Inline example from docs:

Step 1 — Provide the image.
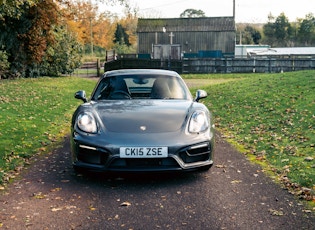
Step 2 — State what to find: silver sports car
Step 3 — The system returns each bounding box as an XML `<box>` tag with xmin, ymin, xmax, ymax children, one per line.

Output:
<box><xmin>71</xmin><ymin>69</ymin><xmax>215</xmax><ymax>173</ymax></box>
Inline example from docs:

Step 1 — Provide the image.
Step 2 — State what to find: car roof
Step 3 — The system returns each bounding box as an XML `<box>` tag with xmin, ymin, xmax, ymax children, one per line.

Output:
<box><xmin>103</xmin><ymin>69</ymin><xmax>181</xmax><ymax>78</ymax></box>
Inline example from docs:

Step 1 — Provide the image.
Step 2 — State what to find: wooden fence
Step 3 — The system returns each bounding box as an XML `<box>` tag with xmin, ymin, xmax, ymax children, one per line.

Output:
<box><xmin>104</xmin><ymin>59</ymin><xmax>182</xmax><ymax>73</ymax></box>
<box><xmin>182</xmin><ymin>58</ymin><xmax>315</xmax><ymax>73</ymax></box>
<box><xmin>76</xmin><ymin>60</ymin><xmax>103</xmax><ymax>78</ymax></box>
<box><xmin>104</xmin><ymin>57</ymin><xmax>315</xmax><ymax>74</ymax></box>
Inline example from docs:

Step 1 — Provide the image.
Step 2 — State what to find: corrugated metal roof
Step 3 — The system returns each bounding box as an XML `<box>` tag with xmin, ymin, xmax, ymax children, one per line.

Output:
<box><xmin>137</xmin><ymin>17</ymin><xmax>235</xmax><ymax>33</ymax></box>
<box><xmin>248</xmin><ymin>47</ymin><xmax>315</xmax><ymax>56</ymax></box>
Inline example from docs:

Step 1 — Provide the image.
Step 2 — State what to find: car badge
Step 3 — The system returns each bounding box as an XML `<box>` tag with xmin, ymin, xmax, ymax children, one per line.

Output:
<box><xmin>140</xmin><ymin>126</ymin><xmax>146</xmax><ymax>131</ymax></box>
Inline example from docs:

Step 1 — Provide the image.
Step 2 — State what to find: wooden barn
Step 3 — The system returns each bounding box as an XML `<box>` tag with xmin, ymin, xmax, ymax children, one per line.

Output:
<box><xmin>136</xmin><ymin>17</ymin><xmax>236</xmax><ymax>59</ymax></box>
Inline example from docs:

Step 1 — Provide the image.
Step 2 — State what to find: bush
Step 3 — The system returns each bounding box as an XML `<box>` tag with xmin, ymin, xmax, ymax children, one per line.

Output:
<box><xmin>0</xmin><ymin>50</ymin><xmax>10</xmax><ymax>79</ymax></box>
<box><xmin>39</xmin><ymin>26</ymin><xmax>83</xmax><ymax>76</ymax></box>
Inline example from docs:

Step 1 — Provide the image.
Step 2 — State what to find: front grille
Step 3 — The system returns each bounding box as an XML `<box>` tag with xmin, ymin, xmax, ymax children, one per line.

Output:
<box><xmin>77</xmin><ymin>146</ymin><xmax>109</xmax><ymax>165</ymax></box>
<box><xmin>179</xmin><ymin>143</ymin><xmax>211</xmax><ymax>163</ymax></box>
<box><xmin>110</xmin><ymin>158</ymin><xmax>178</xmax><ymax>168</ymax></box>
<box><xmin>127</xmin><ymin>159</ymin><xmax>161</xmax><ymax>167</ymax></box>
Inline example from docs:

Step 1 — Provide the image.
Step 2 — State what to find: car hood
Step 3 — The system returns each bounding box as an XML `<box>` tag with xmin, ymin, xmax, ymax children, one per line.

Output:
<box><xmin>92</xmin><ymin>100</ymin><xmax>193</xmax><ymax>133</ymax></box>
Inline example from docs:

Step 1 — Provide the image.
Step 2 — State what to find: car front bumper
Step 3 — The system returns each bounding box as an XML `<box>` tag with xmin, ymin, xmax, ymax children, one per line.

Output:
<box><xmin>71</xmin><ymin>130</ymin><xmax>214</xmax><ymax>172</ymax></box>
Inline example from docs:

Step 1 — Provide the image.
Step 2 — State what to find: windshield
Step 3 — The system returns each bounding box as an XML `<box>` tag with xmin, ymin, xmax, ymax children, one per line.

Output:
<box><xmin>92</xmin><ymin>74</ymin><xmax>192</xmax><ymax>100</ymax></box>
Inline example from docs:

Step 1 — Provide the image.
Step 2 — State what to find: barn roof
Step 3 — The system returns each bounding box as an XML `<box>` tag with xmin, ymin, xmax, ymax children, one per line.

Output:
<box><xmin>137</xmin><ymin>17</ymin><xmax>235</xmax><ymax>33</ymax></box>
<box><xmin>247</xmin><ymin>47</ymin><xmax>315</xmax><ymax>57</ymax></box>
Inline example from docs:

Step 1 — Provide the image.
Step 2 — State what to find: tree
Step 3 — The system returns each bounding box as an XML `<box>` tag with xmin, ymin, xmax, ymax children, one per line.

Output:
<box><xmin>64</xmin><ymin>0</ymin><xmax>134</xmax><ymax>51</ymax></box>
<box><xmin>298</xmin><ymin>13</ymin><xmax>315</xmax><ymax>46</ymax></box>
<box><xmin>0</xmin><ymin>0</ymin><xmax>59</xmax><ymax>77</ymax></box>
<box><xmin>245</xmin><ymin>26</ymin><xmax>262</xmax><ymax>44</ymax></box>
<box><xmin>0</xmin><ymin>0</ymin><xmax>133</xmax><ymax>77</ymax></box>
<box><xmin>239</xmin><ymin>25</ymin><xmax>262</xmax><ymax>44</ymax></box>
<box><xmin>0</xmin><ymin>0</ymin><xmax>38</xmax><ymax>20</ymax></box>
<box><xmin>274</xmin><ymin>13</ymin><xmax>293</xmax><ymax>46</ymax></box>
<box><xmin>20</xmin><ymin>0</ymin><xmax>59</xmax><ymax>64</ymax></box>
<box><xmin>40</xmin><ymin>25</ymin><xmax>82</xmax><ymax>76</ymax></box>
<box><xmin>92</xmin><ymin>13</ymin><xmax>116</xmax><ymax>50</ymax></box>
<box><xmin>262</xmin><ymin>14</ymin><xmax>276</xmax><ymax>46</ymax></box>
<box><xmin>65</xmin><ymin>0</ymin><xmax>98</xmax><ymax>52</ymax></box>
<box><xmin>114</xmin><ymin>23</ymin><xmax>131</xmax><ymax>46</ymax></box>
<box><xmin>236</xmin><ymin>24</ymin><xmax>262</xmax><ymax>45</ymax></box>
<box><xmin>180</xmin><ymin>9</ymin><xmax>205</xmax><ymax>18</ymax></box>
<box><xmin>263</xmin><ymin>13</ymin><xmax>293</xmax><ymax>46</ymax></box>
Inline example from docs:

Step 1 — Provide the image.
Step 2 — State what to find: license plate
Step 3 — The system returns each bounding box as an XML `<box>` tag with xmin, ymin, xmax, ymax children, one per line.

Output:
<box><xmin>120</xmin><ymin>147</ymin><xmax>168</xmax><ymax>158</ymax></box>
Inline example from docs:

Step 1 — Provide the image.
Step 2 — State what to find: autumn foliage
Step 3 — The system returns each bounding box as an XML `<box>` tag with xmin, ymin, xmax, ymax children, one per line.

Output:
<box><xmin>18</xmin><ymin>0</ymin><xmax>59</xmax><ymax>64</ymax></box>
<box><xmin>0</xmin><ymin>0</ymin><xmax>137</xmax><ymax>78</ymax></box>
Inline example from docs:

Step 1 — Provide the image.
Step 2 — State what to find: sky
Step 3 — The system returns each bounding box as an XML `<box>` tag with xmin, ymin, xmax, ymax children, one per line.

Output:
<box><xmin>104</xmin><ymin>0</ymin><xmax>315</xmax><ymax>23</ymax></box>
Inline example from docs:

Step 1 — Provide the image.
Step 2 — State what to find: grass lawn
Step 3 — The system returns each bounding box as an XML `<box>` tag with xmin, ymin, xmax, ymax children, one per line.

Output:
<box><xmin>0</xmin><ymin>71</ymin><xmax>314</xmax><ymax>207</ymax></box>
<box><xmin>187</xmin><ymin>71</ymin><xmax>315</xmax><ymax>204</ymax></box>
<box><xmin>0</xmin><ymin>77</ymin><xmax>95</xmax><ymax>184</ymax></box>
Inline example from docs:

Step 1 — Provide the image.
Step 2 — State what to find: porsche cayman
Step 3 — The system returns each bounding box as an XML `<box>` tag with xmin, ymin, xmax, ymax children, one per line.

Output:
<box><xmin>71</xmin><ymin>69</ymin><xmax>215</xmax><ymax>173</ymax></box>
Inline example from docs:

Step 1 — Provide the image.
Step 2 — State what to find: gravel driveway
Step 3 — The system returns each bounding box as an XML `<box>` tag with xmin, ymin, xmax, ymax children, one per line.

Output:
<box><xmin>1</xmin><ymin>132</ymin><xmax>314</xmax><ymax>229</ymax></box>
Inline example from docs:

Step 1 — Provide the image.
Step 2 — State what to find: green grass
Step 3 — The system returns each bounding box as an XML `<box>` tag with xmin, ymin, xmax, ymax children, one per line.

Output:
<box><xmin>0</xmin><ymin>77</ymin><xmax>95</xmax><ymax>184</ymax></box>
<box><xmin>188</xmin><ymin>71</ymin><xmax>315</xmax><ymax>203</ymax></box>
<box><xmin>0</xmin><ymin>72</ymin><xmax>314</xmax><ymax>206</ymax></box>
<box><xmin>72</xmin><ymin>68</ymin><xmax>103</xmax><ymax>75</ymax></box>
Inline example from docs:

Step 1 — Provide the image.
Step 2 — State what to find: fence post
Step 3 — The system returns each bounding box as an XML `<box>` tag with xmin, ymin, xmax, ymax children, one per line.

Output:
<box><xmin>97</xmin><ymin>59</ymin><xmax>100</xmax><ymax>77</ymax></box>
<box><xmin>292</xmin><ymin>57</ymin><xmax>295</xmax><ymax>71</ymax></box>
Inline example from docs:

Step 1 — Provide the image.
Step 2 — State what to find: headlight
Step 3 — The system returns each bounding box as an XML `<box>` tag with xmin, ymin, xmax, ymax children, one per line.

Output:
<box><xmin>77</xmin><ymin>112</ymin><xmax>97</xmax><ymax>133</ymax></box>
<box><xmin>188</xmin><ymin>110</ymin><xmax>209</xmax><ymax>133</ymax></box>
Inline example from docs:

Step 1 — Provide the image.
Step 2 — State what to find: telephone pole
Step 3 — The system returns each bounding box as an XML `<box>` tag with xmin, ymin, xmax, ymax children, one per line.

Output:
<box><xmin>89</xmin><ymin>17</ymin><xmax>93</xmax><ymax>56</ymax></box>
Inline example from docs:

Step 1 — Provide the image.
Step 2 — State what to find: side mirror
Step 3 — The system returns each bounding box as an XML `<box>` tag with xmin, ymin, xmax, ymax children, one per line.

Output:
<box><xmin>195</xmin><ymin>89</ymin><xmax>207</xmax><ymax>102</ymax></box>
<box><xmin>75</xmin><ymin>90</ymin><xmax>87</xmax><ymax>103</ymax></box>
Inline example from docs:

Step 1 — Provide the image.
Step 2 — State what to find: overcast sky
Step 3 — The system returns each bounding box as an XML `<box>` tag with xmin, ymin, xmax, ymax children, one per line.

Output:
<box><xmin>105</xmin><ymin>0</ymin><xmax>314</xmax><ymax>23</ymax></box>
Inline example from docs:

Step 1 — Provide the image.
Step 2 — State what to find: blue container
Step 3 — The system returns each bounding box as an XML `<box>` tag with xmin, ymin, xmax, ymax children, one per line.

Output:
<box><xmin>198</xmin><ymin>50</ymin><xmax>222</xmax><ymax>58</ymax></box>
<box><xmin>183</xmin><ymin>53</ymin><xmax>199</xmax><ymax>58</ymax></box>
<box><xmin>138</xmin><ymin>53</ymin><xmax>151</xmax><ymax>59</ymax></box>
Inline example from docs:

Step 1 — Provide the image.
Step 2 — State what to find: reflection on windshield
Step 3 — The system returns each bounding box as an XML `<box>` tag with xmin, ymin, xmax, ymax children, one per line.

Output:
<box><xmin>92</xmin><ymin>74</ymin><xmax>191</xmax><ymax>100</ymax></box>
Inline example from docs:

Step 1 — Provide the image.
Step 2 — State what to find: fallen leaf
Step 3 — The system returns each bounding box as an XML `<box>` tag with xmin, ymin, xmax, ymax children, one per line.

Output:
<box><xmin>51</xmin><ymin>187</ymin><xmax>62</xmax><ymax>192</ymax></box>
<box><xmin>268</xmin><ymin>209</ymin><xmax>284</xmax><ymax>216</ymax></box>
<box><xmin>32</xmin><ymin>192</ymin><xmax>46</xmax><ymax>199</ymax></box>
<box><xmin>120</xmin><ymin>201</ymin><xmax>131</xmax><ymax>207</ymax></box>
<box><xmin>51</xmin><ymin>207</ymin><xmax>63</xmax><ymax>212</ymax></box>
<box><xmin>302</xmin><ymin>209</ymin><xmax>312</xmax><ymax>213</ymax></box>
<box><xmin>304</xmin><ymin>157</ymin><xmax>313</xmax><ymax>162</ymax></box>
<box><xmin>256</xmin><ymin>156</ymin><xmax>265</xmax><ymax>161</ymax></box>
<box><xmin>215</xmin><ymin>164</ymin><xmax>226</xmax><ymax>168</ymax></box>
<box><xmin>231</xmin><ymin>180</ymin><xmax>242</xmax><ymax>184</ymax></box>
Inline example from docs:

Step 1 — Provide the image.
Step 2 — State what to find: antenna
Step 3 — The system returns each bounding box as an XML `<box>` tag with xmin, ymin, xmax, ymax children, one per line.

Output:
<box><xmin>233</xmin><ymin>0</ymin><xmax>235</xmax><ymax>19</ymax></box>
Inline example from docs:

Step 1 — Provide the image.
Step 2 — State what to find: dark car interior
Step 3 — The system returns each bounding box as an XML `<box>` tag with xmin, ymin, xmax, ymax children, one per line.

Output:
<box><xmin>94</xmin><ymin>75</ymin><xmax>189</xmax><ymax>100</ymax></box>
